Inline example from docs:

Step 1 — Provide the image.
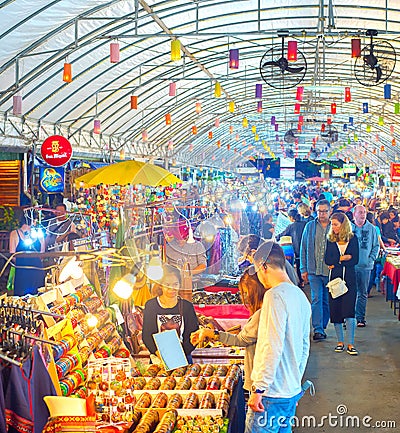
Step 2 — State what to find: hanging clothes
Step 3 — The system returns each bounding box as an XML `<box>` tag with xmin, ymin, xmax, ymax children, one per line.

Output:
<box><xmin>4</xmin><ymin>345</ymin><xmax>57</xmax><ymax>433</ymax></box>
<box><xmin>219</xmin><ymin>227</ymin><xmax>239</xmax><ymax>276</ymax></box>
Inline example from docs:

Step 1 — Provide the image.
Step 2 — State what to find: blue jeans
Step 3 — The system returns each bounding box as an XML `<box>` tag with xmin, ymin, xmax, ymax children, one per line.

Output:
<box><xmin>355</xmin><ymin>269</ymin><xmax>371</xmax><ymax>322</ymax></box>
<box><xmin>244</xmin><ymin>392</ymin><xmax>303</xmax><ymax>433</ymax></box>
<box><xmin>308</xmin><ymin>274</ymin><xmax>330</xmax><ymax>334</ymax></box>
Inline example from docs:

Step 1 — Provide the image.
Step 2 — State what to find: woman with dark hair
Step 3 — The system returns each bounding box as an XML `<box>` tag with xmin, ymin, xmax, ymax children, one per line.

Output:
<box><xmin>9</xmin><ymin>210</ymin><xmax>45</xmax><ymax>296</ymax></box>
<box><xmin>191</xmin><ymin>268</ymin><xmax>265</xmax><ymax>392</ymax></box>
<box><xmin>325</xmin><ymin>212</ymin><xmax>359</xmax><ymax>355</ymax></box>
<box><xmin>142</xmin><ymin>265</ymin><xmax>199</xmax><ymax>363</ymax></box>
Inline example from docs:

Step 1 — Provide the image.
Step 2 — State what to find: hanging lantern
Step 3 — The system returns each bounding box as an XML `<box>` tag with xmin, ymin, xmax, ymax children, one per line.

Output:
<box><xmin>214</xmin><ymin>82</ymin><xmax>222</xmax><ymax>97</ymax></box>
<box><xmin>242</xmin><ymin>117</ymin><xmax>248</xmax><ymax>128</ymax></box>
<box><xmin>390</xmin><ymin>125</ymin><xmax>395</xmax><ymax>134</ymax></box>
<box><xmin>251</xmin><ymin>125</ymin><xmax>257</xmax><ymax>134</ymax></box>
<box><xmin>384</xmin><ymin>84</ymin><xmax>391</xmax><ymax>99</ymax></box>
<box><xmin>379</xmin><ymin>116</ymin><xmax>384</xmax><ymax>126</ymax></box>
<box><xmin>380</xmin><ymin>145</ymin><xmax>385</xmax><ymax>152</ymax></box>
<box><xmin>275</xmin><ymin>134</ymin><xmax>279</xmax><ymax>141</ymax></box>
<box><xmin>331</xmin><ymin>103</ymin><xmax>337</xmax><ymax>115</ymax></box>
<box><xmin>189</xmin><ymin>144</ymin><xmax>194</xmax><ymax>151</ymax></box>
<box><xmin>257</xmin><ymin>101</ymin><xmax>262</xmax><ymax>113</ymax></box>
<box><xmin>93</xmin><ymin>119</ymin><xmax>101</xmax><ymax>134</ymax></box>
<box><xmin>130</xmin><ymin>95</ymin><xmax>138</xmax><ymax>109</ymax></box>
<box><xmin>242</xmin><ymin>139</ymin><xmax>246</xmax><ymax>146</ymax></box>
<box><xmin>254</xmin><ymin>134</ymin><xmax>259</xmax><ymax>141</ymax></box>
<box><xmin>165</xmin><ymin>113</ymin><xmax>172</xmax><ymax>125</ymax></box>
<box><xmin>349</xmin><ymin>116</ymin><xmax>354</xmax><ymax>126</ymax></box>
<box><xmin>372</xmin><ymin>148</ymin><xmax>377</xmax><ymax>155</ymax></box>
<box><xmin>375</xmin><ymin>134</ymin><xmax>380</xmax><ymax>142</ymax></box>
<box><xmin>298</xmin><ymin>115</ymin><xmax>304</xmax><ymax>125</ymax></box>
<box><xmin>392</xmin><ymin>138</ymin><xmax>396</xmax><ymax>146</ymax></box>
<box><xmin>229</xmin><ymin>125</ymin><xmax>234</xmax><ymax>134</ymax></box>
<box><xmin>344</xmin><ymin>87</ymin><xmax>351</xmax><ymax>102</ymax></box>
<box><xmin>167</xmin><ymin>140</ymin><xmax>174</xmax><ymax>150</ymax></box>
<box><xmin>110</xmin><ymin>42</ymin><xmax>120</xmax><ymax>63</ymax></box>
<box><xmin>274</xmin><ymin>123</ymin><xmax>279</xmax><ymax>132</ymax></box>
<box><xmin>228</xmin><ymin>101</ymin><xmax>235</xmax><ymax>113</ymax></box>
<box><xmin>363</xmin><ymin>102</ymin><xmax>368</xmax><ymax>113</ymax></box>
<box><xmin>321</xmin><ymin>123</ymin><xmax>326</xmax><ymax>132</ymax></box>
<box><xmin>227</xmin><ymin>144</ymin><xmax>231</xmax><ymax>150</ymax></box>
<box><xmin>296</xmin><ymin>86</ymin><xmax>304</xmax><ymax>101</ymax></box>
<box><xmin>271</xmin><ymin>116</ymin><xmax>276</xmax><ymax>125</ymax></box>
<box><xmin>343</xmin><ymin>124</ymin><xmax>348</xmax><ymax>131</ymax></box>
<box><xmin>169</xmin><ymin>82</ymin><xmax>176</xmax><ymax>97</ymax></box>
<box><xmin>63</xmin><ymin>62</ymin><xmax>72</xmax><ymax>83</ymax></box>
<box><xmin>208</xmin><ymin>131</ymin><xmax>213</xmax><ymax>139</ymax></box>
<box><xmin>366</xmin><ymin>124</ymin><xmax>371</xmax><ymax>133</ymax></box>
<box><xmin>294</xmin><ymin>103</ymin><xmax>301</xmax><ymax>114</ymax></box>
<box><xmin>192</xmin><ymin>125</ymin><xmax>198</xmax><ymax>135</ymax></box>
<box><xmin>171</xmin><ymin>39</ymin><xmax>181</xmax><ymax>61</ymax></box>
<box><xmin>229</xmin><ymin>49</ymin><xmax>239</xmax><ymax>69</ymax></box>
<box><xmin>119</xmin><ymin>148</ymin><xmax>125</xmax><ymax>160</ymax></box>
<box><xmin>215</xmin><ymin>117</ymin><xmax>220</xmax><ymax>127</ymax></box>
<box><xmin>395</xmin><ymin>103</ymin><xmax>400</xmax><ymax>114</ymax></box>
<box><xmin>351</xmin><ymin>38</ymin><xmax>361</xmax><ymax>58</ymax></box>
<box><xmin>142</xmin><ymin>130</ymin><xmax>148</xmax><ymax>141</ymax></box>
<box><xmin>255</xmin><ymin>84</ymin><xmax>263</xmax><ymax>99</ymax></box>
<box><xmin>12</xmin><ymin>94</ymin><xmax>22</xmax><ymax>115</ymax></box>
<box><xmin>297</xmin><ymin>123</ymin><xmax>302</xmax><ymax>132</ymax></box>
<box><xmin>287</xmin><ymin>41</ymin><xmax>297</xmax><ymax>62</ymax></box>
<box><xmin>216</xmin><ymin>140</ymin><xmax>221</xmax><ymax>148</ymax></box>
<box><xmin>354</xmin><ymin>133</ymin><xmax>358</xmax><ymax>142</ymax></box>
<box><xmin>195</xmin><ymin>101</ymin><xmax>202</xmax><ymax>114</ymax></box>
<box><xmin>327</xmin><ymin>117</ymin><xmax>332</xmax><ymax>125</ymax></box>
<box><xmin>235</xmin><ymin>133</ymin><xmax>239</xmax><ymax>141</ymax></box>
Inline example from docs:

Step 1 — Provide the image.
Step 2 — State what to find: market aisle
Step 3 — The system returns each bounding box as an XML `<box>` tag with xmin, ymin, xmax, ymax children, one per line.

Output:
<box><xmin>296</xmin><ymin>291</ymin><xmax>400</xmax><ymax>433</ymax></box>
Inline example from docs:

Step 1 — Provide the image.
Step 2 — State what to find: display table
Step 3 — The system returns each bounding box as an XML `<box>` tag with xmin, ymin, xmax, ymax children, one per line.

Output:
<box><xmin>194</xmin><ymin>304</ymin><xmax>250</xmax><ymax>330</ymax></box>
<box><xmin>381</xmin><ymin>258</ymin><xmax>400</xmax><ymax>320</ymax></box>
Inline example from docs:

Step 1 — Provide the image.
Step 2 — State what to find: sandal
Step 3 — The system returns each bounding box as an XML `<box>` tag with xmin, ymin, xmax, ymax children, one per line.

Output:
<box><xmin>347</xmin><ymin>346</ymin><xmax>359</xmax><ymax>356</ymax></box>
<box><xmin>334</xmin><ymin>343</ymin><xmax>345</xmax><ymax>352</ymax></box>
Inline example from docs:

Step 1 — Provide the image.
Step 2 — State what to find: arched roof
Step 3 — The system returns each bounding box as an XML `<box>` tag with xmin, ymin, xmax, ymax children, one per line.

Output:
<box><xmin>1</xmin><ymin>0</ymin><xmax>400</xmax><ymax>171</ymax></box>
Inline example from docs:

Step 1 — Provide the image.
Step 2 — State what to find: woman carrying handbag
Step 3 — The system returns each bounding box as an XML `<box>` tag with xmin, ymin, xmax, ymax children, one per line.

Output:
<box><xmin>325</xmin><ymin>212</ymin><xmax>359</xmax><ymax>355</ymax></box>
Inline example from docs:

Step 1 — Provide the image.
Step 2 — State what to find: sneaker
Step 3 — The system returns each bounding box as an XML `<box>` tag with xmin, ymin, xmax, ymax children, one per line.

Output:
<box><xmin>313</xmin><ymin>332</ymin><xmax>327</xmax><ymax>341</ymax></box>
<box><xmin>347</xmin><ymin>346</ymin><xmax>359</xmax><ymax>355</ymax></box>
<box><xmin>334</xmin><ymin>343</ymin><xmax>345</xmax><ymax>352</ymax></box>
<box><xmin>357</xmin><ymin>321</ymin><xmax>366</xmax><ymax>327</ymax></box>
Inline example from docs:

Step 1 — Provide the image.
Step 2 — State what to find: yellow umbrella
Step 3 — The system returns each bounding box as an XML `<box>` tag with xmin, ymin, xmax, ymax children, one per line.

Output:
<box><xmin>74</xmin><ymin>160</ymin><xmax>182</xmax><ymax>187</ymax></box>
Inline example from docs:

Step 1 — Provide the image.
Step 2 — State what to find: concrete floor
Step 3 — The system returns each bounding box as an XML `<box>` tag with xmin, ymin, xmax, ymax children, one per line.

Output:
<box><xmin>296</xmin><ymin>289</ymin><xmax>400</xmax><ymax>433</ymax></box>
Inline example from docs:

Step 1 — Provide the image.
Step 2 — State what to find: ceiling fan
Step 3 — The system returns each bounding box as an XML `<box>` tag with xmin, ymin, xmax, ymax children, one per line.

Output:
<box><xmin>354</xmin><ymin>29</ymin><xmax>396</xmax><ymax>86</ymax></box>
<box><xmin>259</xmin><ymin>32</ymin><xmax>307</xmax><ymax>89</ymax></box>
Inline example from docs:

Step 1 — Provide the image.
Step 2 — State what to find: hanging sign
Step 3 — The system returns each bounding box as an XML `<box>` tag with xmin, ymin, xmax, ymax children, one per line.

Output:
<box><xmin>332</xmin><ymin>168</ymin><xmax>344</xmax><ymax>177</ymax></box>
<box><xmin>41</xmin><ymin>135</ymin><xmax>72</xmax><ymax>167</ymax></box>
<box><xmin>39</xmin><ymin>166</ymin><xmax>64</xmax><ymax>193</ymax></box>
<box><xmin>343</xmin><ymin>163</ymin><xmax>356</xmax><ymax>174</ymax></box>
<box><xmin>390</xmin><ymin>163</ymin><xmax>400</xmax><ymax>182</ymax></box>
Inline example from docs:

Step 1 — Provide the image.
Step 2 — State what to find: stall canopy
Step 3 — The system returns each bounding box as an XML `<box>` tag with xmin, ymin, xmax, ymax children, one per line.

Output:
<box><xmin>1</xmin><ymin>1</ymin><xmax>400</xmax><ymax>172</ymax></box>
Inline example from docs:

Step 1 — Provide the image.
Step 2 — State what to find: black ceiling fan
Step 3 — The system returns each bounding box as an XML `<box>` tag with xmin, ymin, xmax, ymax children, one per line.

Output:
<box><xmin>259</xmin><ymin>32</ymin><xmax>307</xmax><ymax>89</ymax></box>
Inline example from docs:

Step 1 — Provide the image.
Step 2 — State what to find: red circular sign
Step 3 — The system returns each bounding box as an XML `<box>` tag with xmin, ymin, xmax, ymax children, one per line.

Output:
<box><xmin>41</xmin><ymin>135</ymin><xmax>73</xmax><ymax>167</ymax></box>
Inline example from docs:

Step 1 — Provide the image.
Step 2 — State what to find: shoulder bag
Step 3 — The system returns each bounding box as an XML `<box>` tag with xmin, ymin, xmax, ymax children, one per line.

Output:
<box><xmin>326</xmin><ymin>266</ymin><xmax>348</xmax><ymax>299</ymax></box>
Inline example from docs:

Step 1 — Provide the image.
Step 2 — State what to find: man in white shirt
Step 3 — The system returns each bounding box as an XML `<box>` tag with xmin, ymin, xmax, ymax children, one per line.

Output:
<box><xmin>247</xmin><ymin>241</ymin><xmax>311</xmax><ymax>433</ymax></box>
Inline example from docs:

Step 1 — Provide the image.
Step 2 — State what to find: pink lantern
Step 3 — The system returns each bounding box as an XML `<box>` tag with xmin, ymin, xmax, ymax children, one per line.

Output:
<box><xmin>110</xmin><ymin>42</ymin><xmax>120</xmax><ymax>63</ymax></box>
<box><xmin>169</xmin><ymin>82</ymin><xmax>176</xmax><ymax>97</ymax></box>
<box><xmin>13</xmin><ymin>95</ymin><xmax>22</xmax><ymax>115</ymax></box>
<box><xmin>93</xmin><ymin>119</ymin><xmax>101</xmax><ymax>134</ymax></box>
<box><xmin>215</xmin><ymin>117</ymin><xmax>220</xmax><ymax>127</ymax></box>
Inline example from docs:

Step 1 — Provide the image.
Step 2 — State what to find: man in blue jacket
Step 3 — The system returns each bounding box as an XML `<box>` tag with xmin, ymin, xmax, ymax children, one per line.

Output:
<box><xmin>300</xmin><ymin>199</ymin><xmax>331</xmax><ymax>341</ymax></box>
<box><xmin>352</xmin><ymin>205</ymin><xmax>380</xmax><ymax>327</ymax></box>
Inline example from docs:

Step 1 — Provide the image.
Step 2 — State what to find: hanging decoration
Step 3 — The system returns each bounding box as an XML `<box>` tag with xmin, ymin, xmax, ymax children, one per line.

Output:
<box><xmin>384</xmin><ymin>84</ymin><xmax>391</xmax><ymax>99</ymax></box>
<box><xmin>12</xmin><ymin>94</ymin><xmax>22</xmax><ymax>115</ymax></box>
<box><xmin>169</xmin><ymin>82</ymin><xmax>176</xmax><ymax>97</ymax></box>
<box><xmin>93</xmin><ymin>119</ymin><xmax>101</xmax><ymax>134</ymax></box>
<box><xmin>228</xmin><ymin>101</ymin><xmax>235</xmax><ymax>113</ymax></box>
<box><xmin>257</xmin><ymin>101</ymin><xmax>262</xmax><ymax>113</ymax></box>
<box><xmin>63</xmin><ymin>63</ymin><xmax>72</xmax><ymax>83</ymax></box>
<box><xmin>363</xmin><ymin>102</ymin><xmax>368</xmax><ymax>113</ymax></box>
<box><xmin>142</xmin><ymin>130</ymin><xmax>148</xmax><ymax>141</ymax></box>
<box><xmin>167</xmin><ymin>140</ymin><xmax>174</xmax><ymax>150</ymax></box>
<box><xmin>242</xmin><ymin>117</ymin><xmax>248</xmax><ymax>128</ymax></box>
<box><xmin>110</xmin><ymin>42</ymin><xmax>120</xmax><ymax>63</ymax></box>
<box><xmin>165</xmin><ymin>113</ymin><xmax>172</xmax><ymax>125</ymax></box>
<box><xmin>229</xmin><ymin>49</ymin><xmax>239</xmax><ymax>69</ymax></box>
<box><xmin>294</xmin><ymin>103</ymin><xmax>301</xmax><ymax>114</ymax></box>
<box><xmin>351</xmin><ymin>39</ymin><xmax>362</xmax><ymax>58</ymax></box>
<box><xmin>208</xmin><ymin>131</ymin><xmax>213</xmax><ymax>139</ymax></box>
<box><xmin>130</xmin><ymin>95</ymin><xmax>138</xmax><ymax>109</ymax></box>
<box><xmin>214</xmin><ymin>82</ymin><xmax>222</xmax><ymax>97</ymax></box>
<box><xmin>344</xmin><ymin>87</ymin><xmax>351</xmax><ymax>102</ymax></box>
<box><xmin>296</xmin><ymin>86</ymin><xmax>304</xmax><ymax>101</ymax></box>
<box><xmin>195</xmin><ymin>102</ymin><xmax>202</xmax><ymax>114</ymax></box>
<box><xmin>192</xmin><ymin>125</ymin><xmax>198</xmax><ymax>135</ymax></box>
<box><xmin>331</xmin><ymin>103</ymin><xmax>337</xmax><ymax>115</ymax></box>
<box><xmin>378</xmin><ymin>116</ymin><xmax>384</xmax><ymax>126</ymax></box>
<box><xmin>215</xmin><ymin>117</ymin><xmax>220</xmax><ymax>127</ymax></box>
<box><xmin>171</xmin><ymin>39</ymin><xmax>181</xmax><ymax>61</ymax></box>
<box><xmin>255</xmin><ymin>84</ymin><xmax>263</xmax><ymax>99</ymax></box>
<box><xmin>287</xmin><ymin>41</ymin><xmax>297</xmax><ymax>61</ymax></box>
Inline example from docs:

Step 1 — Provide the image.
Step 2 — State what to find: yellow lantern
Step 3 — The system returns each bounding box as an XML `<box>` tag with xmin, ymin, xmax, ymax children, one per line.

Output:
<box><xmin>214</xmin><ymin>82</ymin><xmax>222</xmax><ymax>97</ymax></box>
<box><xmin>171</xmin><ymin>39</ymin><xmax>181</xmax><ymax>61</ymax></box>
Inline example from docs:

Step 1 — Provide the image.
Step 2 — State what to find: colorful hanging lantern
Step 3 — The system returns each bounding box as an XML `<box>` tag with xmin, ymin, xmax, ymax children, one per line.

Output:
<box><xmin>296</xmin><ymin>86</ymin><xmax>304</xmax><ymax>101</ymax></box>
<box><xmin>271</xmin><ymin>116</ymin><xmax>276</xmax><ymax>125</ymax></box>
<box><xmin>294</xmin><ymin>103</ymin><xmax>301</xmax><ymax>114</ymax></box>
<box><xmin>93</xmin><ymin>119</ymin><xmax>101</xmax><ymax>134</ymax></box>
<box><xmin>215</xmin><ymin>117</ymin><xmax>220</xmax><ymax>127</ymax></box>
<box><xmin>287</xmin><ymin>41</ymin><xmax>297</xmax><ymax>62</ymax></box>
<box><xmin>12</xmin><ymin>95</ymin><xmax>22</xmax><ymax>115</ymax></box>
<box><xmin>363</xmin><ymin>102</ymin><xmax>368</xmax><ymax>113</ymax></box>
<box><xmin>366</xmin><ymin>124</ymin><xmax>371</xmax><ymax>133</ymax></box>
<box><xmin>142</xmin><ymin>130</ymin><xmax>148</xmax><ymax>141</ymax></box>
<box><xmin>242</xmin><ymin>117</ymin><xmax>248</xmax><ymax>128</ymax></box>
<box><xmin>298</xmin><ymin>115</ymin><xmax>304</xmax><ymax>125</ymax></box>
<box><xmin>251</xmin><ymin>125</ymin><xmax>257</xmax><ymax>134</ymax></box>
<box><xmin>119</xmin><ymin>148</ymin><xmax>125</xmax><ymax>160</ymax></box>
<box><xmin>216</xmin><ymin>140</ymin><xmax>221</xmax><ymax>148</ymax></box>
<box><xmin>208</xmin><ymin>131</ymin><xmax>213</xmax><ymax>139</ymax></box>
<box><xmin>343</xmin><ymin>124</ymin><xmax>348</xmax><ymax>131</ymax></box>
<box><xmin>110</xmin><ymin>42</ymin><xmax>120</xmax><ymax>63</ymax></box>
<box><xmin>169</xmin><ymin>82</ymin><xmax>176</xmax><ymax>97</ymax></box>
<box><xmin>229</xmin><ymin>125</ymin><xmax>234</xmax><ymax>134</ymax></box>
<box><xmin>228</xmin><ymin>101</ymin><xmax>235</xmax><ymax>113</ymax></box>
<box><xmin>344</xmin><ymin>87</ymin><xmax>351</xmax><ymax>102</ymax></box>
<box><xmin>349</xmin><ymin>117</ymin><xmax>354</xmax><ymax>126</ymax></box>
<box><xmin>395</xmin><ymin>103</ymin><xmax>400</xmax><ymax>114</ymax></box>
<box><xmin>167</xmin><ymin>140</ymin><xmax>174</xmax><ymax>150</ymax></box>
<box><xmin>392</xmin><ymin>138</ymin><xmax>396</xmax><ymax>146</ymax></box>
<box><xmin>257</xmin><ymin>101</ymin><xmax>262</xmax><ymax>113</ymax></box>
<box><xmin>195</xmin><ymin>102</ymin><xmax>202</xmax><ymax>114</ymax></box>
<box><xmin>380</xmin><ymin>145</ymin><xmax>385</xmax><ymax>152</ymax></box>
<box><xmin>354</xmin><ymin>133</ymin><xmax>358</xmax><ymax>142</ymax></box>
<box><xmin>390</xmin><ymin>125</ymin><xmax>395</xmax><ymax>134</ymax></box>
<box><xmin>214</xmin><ymin>82</ymin><xmax>222</xmax><ymax>97</ymax></box>
<box><xmin>321</xmin><ymin>123</ymin><xmax>326</xmax><ymax>132</ymax></box>
<box><xmin>331</xmin><ymin>103</ymin><xmax>337</xmax><ymax>115</ymax></box>
<box><xmin>255</xmin><ymin>84</ymin><xmax>262</xmax><ymax>99</ymax></box>
<box><xmin>192</xmin><ymin>125</ymin><xmax>198</xmax><ymax>135</ymax></box>
<box><xmin>384</xmin><ymin>84</ymin><xmax>391</xmax><ymax>99</ymax></box>
<box><xmin>235</xmin><ymin>133</ymin><xmax>239</xmax><ymax>141</ymax></box>
<box><xmin>165</xmin><ymin>113</ymin><xmax>172</xmax><ymax>125</ymax></box>
<box><xmin>189</xmin><ymin>144</ymin><xmax>194</xmax><ymax>151</ymax></box>
<box><xmin>254</xmin><ymin>134</ymin><xmax>259</xmax><ymax>141</ymax></box>
<box><xmin>379</xmin><ymin>116</ymin><xmax>384</xmax><ymax>126</ymax></box>
<box><xmin>351</xmin><ymin>39</ymin><xmax>361</xmax><ymax>58</ymax></box>
<box><xmin>63</xmin><ymin>62</ymin><xmax>72</xmax><ymax>83</ymax></box>
<box><xmin>171</xmin><ymin>39</ymin><xmax>181</xmax><ymax>61</ymax></box>
<box><xmin>275</xmin><ymin>123</ymin><xmax>279</xmax><ymax>132</ymax></box>
<box><xmin>229</xmin><ymin>49</ymin><xmax>239</xmax><ymax>69</ymax></box>
<box><xmin>130</xmin><ymin>95</ymin><xmax>138</xmax><ymax>109</ymax></box>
